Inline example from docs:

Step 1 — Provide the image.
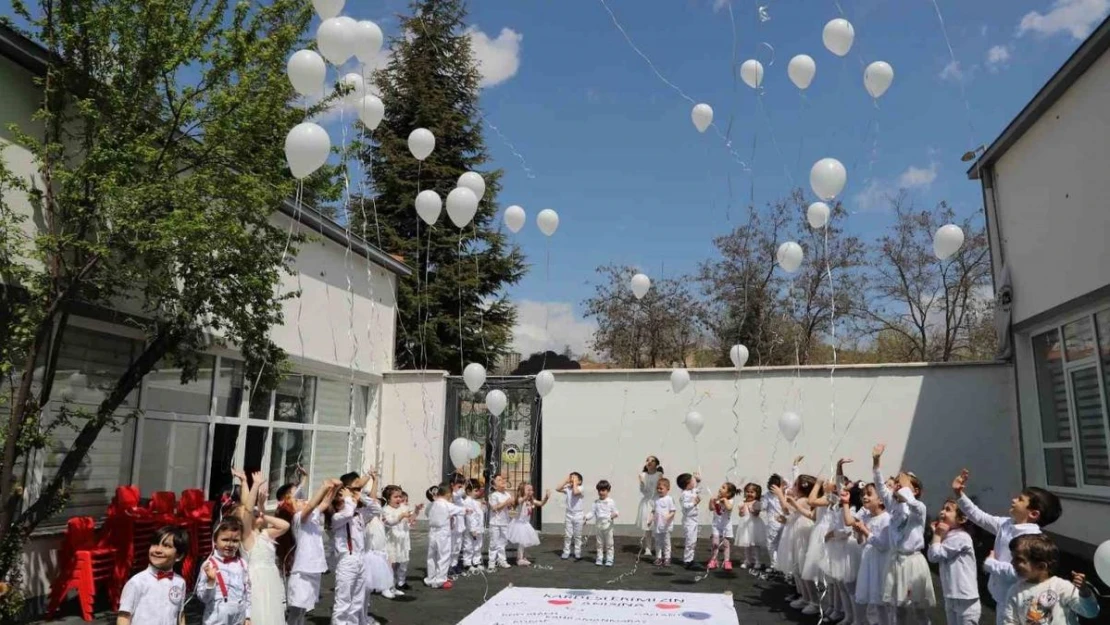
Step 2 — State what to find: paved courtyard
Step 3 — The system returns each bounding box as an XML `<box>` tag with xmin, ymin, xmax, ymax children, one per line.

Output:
<box><xmin>41</xmin><ymin>533</ymin><xmax>989</xmax><ymax>625</ymax></box>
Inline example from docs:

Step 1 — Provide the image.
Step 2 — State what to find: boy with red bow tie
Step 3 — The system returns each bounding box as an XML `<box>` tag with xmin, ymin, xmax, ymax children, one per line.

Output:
<box><xmin>117</xmin><ymin>526</ymin><xmax>189</xmax><ymax>625</ymax></box>
<box><xmin>196</xmin><ymin>516</ymin><xmax>252</xmax><ymax>625</ymax></box>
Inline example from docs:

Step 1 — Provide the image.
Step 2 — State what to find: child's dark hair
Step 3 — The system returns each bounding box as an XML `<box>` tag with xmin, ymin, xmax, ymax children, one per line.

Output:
<box><xmin>657</xmin><ymin>477</ymin><xmax>671</xmax><ymax>490</ymax></box>
<box><xmin>214</xmin><ymin>515</ymin><xmax>244</xmax><ymax>537</ymax></box>
<box><xmin>719</xmin><ymin>483</ymin><xmax>738</xmax><ymax>499</ymax></box>
<box><xmin>340</xmin><ymin>472</ymin><xmax>360</xmax><ymax>488</ymax></box>
<box><xmin>1011</xmin><ymin>534</ymin><xmax>1059</xmax><ymax>575</ymax></box>
<box><xmin>426</xmin><ymin>483</ymin><xmax>449</xmax><ymax>502</ymax></box>
<box><xmin>676</xmin><ymin>473</ymin><xmax>694</xmax><ymax>490</ymax></box>
<box><xmin>451</xmin><ymin>473</ymin><xmax>468</xmax><ymax>487</ymax></box>
<box><xmin>742</xmin><ymin>482</ymin><xmax>759</xmax><ymax>499</ymax></box>
<box><xmin>862</xmin><ymin>483</ymin><xmax>885</xmax><ymax>510</ymax></box>
<box><xmin>767</xmin><ymin>473</ymin><xmax>783</xmax><ymax>489</ymax></box>
<box><xmin>843</xmin><ymin>482</ymin><xmax>863</xmax><ymax>509</ymax></box>
<box><xmin>465</xmin><ymin>479</ymin><xmax>480</xmax><ymax>495</ymax></box>
<box><xmin>597</xmin><ymin>480</ymin><xmax>612</xmax><ymax>492</ymax></box>
<box><xmin>642</xmin><ymin>456</ymin><xmax>664</xmax><ymax>474</ymax></box>
<box><xmin>903</xmin><ymin>472</ymin><xmax>923</xmax><ymax>495</ymax></box>
<box><xmin>275</xmin><ymin>483</ymin><xmax>297</xmax><ymax>502</ymax></box>
<box><xmin>1022</xmin><ymin>487</ymin><xmax>1062</xmax><ymax>527</ymax></box>
<box><xmin>796</xmin><ymin>474</ymin><xmax>818</xmax><ymax>495</ymax></box>
<box><xmin>570</xmin><ymin>471</ymin><xmax>583</xmax><ymax>483</ymax></box>
<box><xmin>152</xmin><ymin>526</ymin><xmax>190</xmax><ymax>562</ymax></box>
<box><xmin>381</xmin><ymin>485</ymin><xmax>402</xmax><ymax>504</ymax></box>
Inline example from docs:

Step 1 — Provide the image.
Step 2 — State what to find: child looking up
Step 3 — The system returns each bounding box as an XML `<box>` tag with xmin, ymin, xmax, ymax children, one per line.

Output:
<box><xmin>1003</xmin><ymin>534</ymin><xmax>1098</xmax><ymax>625</ymax></box>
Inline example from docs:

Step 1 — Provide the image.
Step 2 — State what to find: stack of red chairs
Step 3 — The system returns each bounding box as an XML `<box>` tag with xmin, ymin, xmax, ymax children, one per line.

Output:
<box><xmin>45</xmin><ymin>517</ymin><xmax>117</xmax><ymax>622</ymax></box>
<box><xmin>177</xmin><ymin>488</ymin><xmax>215</xmax><ymax>589</ymax></box>
<box><xmin>147</xmin><ymin>491</ymin><xmax>178</xmax><ymax>524</ymax></box>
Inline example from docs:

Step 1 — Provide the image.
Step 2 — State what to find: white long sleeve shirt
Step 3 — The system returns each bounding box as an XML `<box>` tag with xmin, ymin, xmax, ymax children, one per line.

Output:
<box><xmin>874</xmin><ymin>468</ymin><xmax>926</xmax><ymax>554</ymax></box>
<box><xmin>426</xmin><ymin>498</ymin><xmax>466</xmax><ymax>530</ymax></box>
<box><xmin>291</xmin><ymin>508</ymin><xmax>327</xmax><ymax>574</ymax></box>
<box><xmin>464</xmin><ymin>496</ymin><xmax>485</xmax><ymax>533</ymax></box>
<box><xmin>330</xmin><ymin>495</ymin><xmax>378</xmax><ymax>557</ymax></box>
<box><xmin>1002</xmin><ymin>577</ymin><xmax>1099</xmax><ymax>625</ymax></box>
<box><xmin>489</xmin><ymin>491</ymin><xmax>512</xmax><ymax>527</ymax></box>
<box><xmin>926</xmin><ymin>529</ymin><xmax>979</xmax><ymax>600</ymax></box>
<box><xmin>957</xmin><ymin>493</ymin><xmax>1042</xmax><ymax>606</ymax></box>
<box><xmin>589</xmin><ymin>498</ymin><xmax>620</xmax><ymax>523</ymax></box>
<box><xmin>563</xmin><ymin>485</ymin><xmax>585</xmax><ymax>520</ymax></box>
<box><xmin>680</xmin><ymin>488</ymin><xmax>700</xmax><ymax>524</ymax></box>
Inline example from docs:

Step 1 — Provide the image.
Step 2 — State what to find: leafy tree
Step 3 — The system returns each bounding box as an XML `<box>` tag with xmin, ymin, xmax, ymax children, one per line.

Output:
<box><xmin>512</xmin><ymin>351</ymin><xmax>580</xmax><ymax>376</ymax></box>
<box><xmin>354</xmin><ymin>0</ymin><xmax>525</xmax><ymax>374</ymax></box>
<box><xmin>0</xmin><ymin>0</ymin><xmax>315</xmax><ymax>610</ymax></box>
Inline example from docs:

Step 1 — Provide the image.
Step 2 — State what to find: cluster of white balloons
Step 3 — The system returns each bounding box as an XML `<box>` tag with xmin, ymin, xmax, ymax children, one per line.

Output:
<box><xmin>448</xmin><ymin>436</ymin><xmax>483</xmax><ymax>470</ymax></box>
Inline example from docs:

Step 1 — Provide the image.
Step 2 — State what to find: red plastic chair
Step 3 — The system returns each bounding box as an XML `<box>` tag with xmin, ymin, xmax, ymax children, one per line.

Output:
<box><xmin>178</xmin><ymin>489</ymin><xmax>213</xmax><ymax>588</ymax></box>
<box><xmin>148</xmin><ymin>491</ymin><xmax>177</xmax><ymax>519</ymax></box>
<box><xmin>46</xmin><ymin>517</ymin><xmax>117</xmax><ymax>622</ymax></box>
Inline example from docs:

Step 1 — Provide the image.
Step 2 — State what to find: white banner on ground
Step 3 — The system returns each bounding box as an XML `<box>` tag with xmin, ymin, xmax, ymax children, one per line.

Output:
<box><xmin>456</xmin><ymin>586</ymin><xmax>739</xmax><ymax>625</ymax></box>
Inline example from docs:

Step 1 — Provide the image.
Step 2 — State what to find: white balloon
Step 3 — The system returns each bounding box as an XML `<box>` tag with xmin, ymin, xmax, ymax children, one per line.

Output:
<box><xmin>357</xmin><ymin>95</ymin><xmax>384</xmax><ymax>130</ymax></box>
<box><xmin>823</xmin><ymin>18</ymin><xmax>855</xmax><ymax>57</ymax></box>
<box><xmin>449</xmin><ymin>437</ymin><xmax>470</xmax><ymax>469</ymax></box>
<box><xmin>284</xmin><ymin>123</ymin><xmax>331</xmax><ymax>179</ymax></box>
<box><xmin>446</xmin><ymin>187</ymin><xmax>479</xmax><ymax>228</ymax></box>
<box><xmin>631</xmin><ymin>273</ymin><xmax>651</xmax><ymax>300</ymax></box>
<box><xmin>685</xmin><ymin>411</ymin><xmax>705</xmax><ymax>437</ymax></box>
<box><xmin>504</xmin><ymin>205</ymin><xmax>526</xmax><ymax>233</ymax></box>
<box><xmin>933</xmin><ymin>224</ymin><xmax>965</xmax><ymax>260</ymax></box>
<box><xmin>864</xmin><ymin>61</ymin><xmax>894</xmax><ymax>99</ymax></box>
<box><xmin>287</xmin><ymin>50</ymin><xmax>326</xmax><ymax>96</ymax></box>
<box><xmin>339</xmin><ymin>72</ymin><xmax>365</xmax><ymax>105</ymax></box>
<box><xmin>463</xmin><ymin>363</ymin><xmax>486</xmax><ymax>393</ymax></box>
<box><xmin>353</xmin><ymin>20</ymin><xmax>384</xmax><ymax>64</ymax></box>
<box><xmin>408</xmin><ymin>128</ymin><xmax>435</xmax><ymax>161</ymax></box>
<box><xmin>1094</xmin><ymin>539</ymin><xmax>1110</xmax><ymax>586</ymax></box>
<box><xmin>810</xmin><ymin>158</ymin><xmax>847</xmax><ymax>201</ymax></box>
<box><xmin>468</xmin><ymin>439</ymin><xmax>482</xmax><ymax>461</ymax></box>
<box><xmin>729</xmin><ymin>344</ymin><xmax>749</xmax><ymax>369</ymax></box>
<box><xmin>740</xmin><ymin>59</ymin><xmax>764</xmax><ymax>89</ymax></box>
<box><xmin>316</xmin><ymin>17</ymin><xmax>354</xmax><ymax>66</ymax></box>
<box><xmin>312</xmin><ymin>0</ymin><xmax>344</xmax><ymax>20</ymax></box>
<box><xmin>807</xmin><ymin>202</ymin><xmax>831</xmax><ymax>229</ymax></box>
<box><xmin>458</xmin><ymin>171</ymin><xmax>486</xmax><ymax>201</ymax></box>
<box><xmin>536</xmin><ymin>370</ymin><xmax>555</xmax><ymax>397</ymax></box>
<box><xmin>691</xmin><ymin>103</ymin><xmax>713</xmax><ymax>133</ymax></box>
<box><xmin>788</xmin><ymin>55</ymin><xmax>816</xmax><ymax>90</ymax></box>
<box><xmin>537</xmin><ymin>209</ymin><xmax>559</xmax><ymax>236</ymax></box>
<box><xmin>777</xmin><ymin>241</ymin><xmax>804</xmax><ymax>273</ymax></box>
<box><xmin>414</xmin><ymin>190</ymin><xmax>442</xmax><ymax>226</ymax></box>
<box><xmin>486</xmin><ymin>389</ymin><xmax>508</xmax><ymax>417</ymax></box>
<box><xmin>779</xmin><ymin>411</ymin><xmax>802</xmax><ymax>442</ymax></box>
<box><xmin>670</xmin><ymin>369</ymin><xmax>690</xmax><ymax>394</ymax></box>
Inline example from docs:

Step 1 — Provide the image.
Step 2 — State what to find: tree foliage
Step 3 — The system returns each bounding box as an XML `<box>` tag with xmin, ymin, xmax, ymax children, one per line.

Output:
<box><xmin>0</xmin><ymin>0</ymin><xmax>315</xmax><ymax>610</ymax></box>
<box><xmin>353</xmin><ymin>0</ymin><xmax>526</xmax><ymax>374</ymax></box>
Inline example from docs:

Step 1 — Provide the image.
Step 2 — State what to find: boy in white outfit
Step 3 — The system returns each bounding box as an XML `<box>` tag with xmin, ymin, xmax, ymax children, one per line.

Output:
<box><xmin>329</xmin><ymin>470</ymin><xmax>378</xmax><ymax>625</ymax></box>
<box><xmin>651</xmin><ymin>477</ymin><xmax>677</xmax><ymax>566</ymax></box>
<box><xmin>1002</xmin><ymin>534</ymin><xmax>1098</xmax><ymax>625</ymax></box>
<box><xmin>487</xmin><ymin>474</ymin><xmax>514</xmax><ymax>571</ymax></box>
<box><xmin>424</xmin><ymin>483</ymin><xmax>469</xmax><ymax>589</ymax></box>
<box><xmin>585</xmin><ymin>479</ymin><xmax>619</xmax><ymax>566</ymax></box>
<box><xmin>462</xmin><ymin>479</ymin><xmax>486</xmax><ymax>570</ymax></box>
<box><xmin>286</xmin><ymin>478</ymin><xmax>341</xmax><ymax>625</ymax></box>
<box><xmin>448</xmin><ymin>474</ymin><xmax>468</xmax><ymax>575</ymax></box>
<box><xmin>557</xmin><ymin>472</ymin><xmax>585</xmax><ymax>560</ymax></box>
<box><xmin>677</xmin><ymin>472</ymin><xmax>702</xmax><ymax>570</ymax></box>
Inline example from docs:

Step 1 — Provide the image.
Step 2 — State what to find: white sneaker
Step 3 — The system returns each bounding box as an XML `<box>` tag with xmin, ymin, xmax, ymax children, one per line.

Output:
<box><xmin>381</xmin><ymin>588</ymin><xmax>396</xmax><ymax>599</ymax></box>
<box><xmin>802</xmin><ymin>604</ymin><xmax>820</xmax><ymax>615</ymax></box>
<box><xmin>790</xmin><ymin>598</ymin><xmax>808</xmax><ymax>609</ymax></box>
<box><xmin>644</xmin><ymin>549</ymin><xmax>653</xmax><ymax>558</ymax></box>
<box><xmin>393</xmin><ymin>588</ymin><xmax>406</xmax><ymax>596</ymax></box>
<box><xmin>497</xmin><ymin>560</ymin><xmax>512</xmax><ymax>569</ymax></box>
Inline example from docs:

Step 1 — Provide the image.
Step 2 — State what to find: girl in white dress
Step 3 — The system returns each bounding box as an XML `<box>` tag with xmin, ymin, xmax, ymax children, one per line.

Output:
<box><xmin>232</xmin><ymin>470</ymin><xmax>290</xmax><ymax>625</ymax></box>
<box><xmin>824</xmin><ymin>478</ymin><xmax>864</xmax><ymax>625</ymax></box>
<box><xmin>382</xmin><ymin>485</ymin><xmax>423</xmax><ymax>594</ymax></box>
<box><xmin>852</xmin><ymin>482</ymin><xmax>892</xmax><ymax>625</ymax></box>
<box><xmin>774</xmin><ymin>474</ymin><xmax>819</xmax><ymax>613</ymax></box>
<box><xmin>506</xmin><ymin>483</ymin><xmax>549</xmax><ymax>565</ymax></box>
<box><xmin>363</xmin><ymin>499</ymin><xmax>395</xmax><ymax>599</ymax></box>
<box><xmin>635</xmin><ymin>456</ymin><xmax>664</xmax><ymax>558</ymax></box>
<box><xmin>800</xmin><ymin>479</ymin><xmax>834</xmax><ymax>616</ymax></box>
<box><xmin>735</xmin><ymin>483</ymin><xmax>765</xmax><ymax>570</ymax></box>
<box><xmin>707</xmin><ymin>482</ymin><xmax>736</xmax><ymax>571</ymax></box>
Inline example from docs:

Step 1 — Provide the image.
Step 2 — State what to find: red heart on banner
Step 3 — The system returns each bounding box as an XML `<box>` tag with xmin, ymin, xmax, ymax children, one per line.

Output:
<box><xmin>656</xmin><ymin>603</ymin><xmax>680</xmax><ymax>610</ymax></box>
<box><xmin>548</xmin><ymin>600</ymin><xmax>572</xmax><ymax>606</ymax></box>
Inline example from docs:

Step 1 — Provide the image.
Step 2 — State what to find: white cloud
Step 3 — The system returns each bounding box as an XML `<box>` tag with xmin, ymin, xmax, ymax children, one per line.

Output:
<box><xmin>985</xmin><ymin>45</ymin><xmax>1011</xmax><ymax>72</ymax></box>
<box><xmin>898</xmin><ymin>162</ymin><xmax>938</xmax><ymax>188</ymax></box>
<box><xmin>853</xmin><ymin>161</ymin><xmax>939</xmax><ymax>210</ymax></box>
<box><xmin>466</xmin><ymin>26</ymin><xmax>522</xmax><ymax>88</ymax></box>
<box><xmin>853</xmin><ymin>179</ymin><xmax>894</xmax><ymax>212</ymax></box>
<box><xmin>1017</xmin><ymin>0</ymin><xmax>1109</xmax><ymax>40</ymax></box>
<box><xmin>511</xmin><ymin>300</ymin><xmax>596</xmax><ymax>359</ymax></box>
<box><xmin>939</xmin><ymin>60</ymin><xmax>966</xmax><ymax>82</ymax></box>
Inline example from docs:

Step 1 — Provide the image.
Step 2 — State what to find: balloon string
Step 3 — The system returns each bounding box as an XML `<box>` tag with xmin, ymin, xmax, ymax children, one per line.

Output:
<box><xmin>459</xmin><ymin>230</ymin><xmax>465</xmax><ymax>374</ymax></box>
<box><xmin>540</xmin><ymin>240</ymin><xmax>551</xmax><ymax>373</ymax></box>
<box><xmin>823</xmin><ymin>223</ymin><xmax>840</xmax><ymax>475</ymax></box>
<box><xmin>473</xmin><ymin>221</ymin><xmax>488</xmax><ymax>367</ymax></box>
<box><xmin>928</xmin><ymin>0</ymin><xmax>978</xmax><ymax>150</ymax></box>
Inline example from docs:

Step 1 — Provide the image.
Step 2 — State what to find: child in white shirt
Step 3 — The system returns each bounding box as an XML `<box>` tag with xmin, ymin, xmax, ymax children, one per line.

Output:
<box><xmin>116</xmin><ymin>526</ymin><xmax>189</xmax><ymax>625</ymax></box>
<box><xmin>556</xmin><ymin>472</ymin><xmax>586</xmax><ymax>560</ymax></box>
<box><xmin>651</xmin><ymin>477</ymin><xmax>677</xmax><ymax>566</ymax></box>
<box><xmin>709</xmin><ymin>482</ymin><xmax>737</xmax><ymax>571</ymax></box>
<box><xmin>449</xmin><ymin>474</ymin><xmax>469</xmax><ymax>575</ymax></box>
<box><xmin>487</xmin><ymin>474</ymin><xmax>514</xmax><ymax>571</ymax></box>
<box><xmin>677</xmin><ymin>472</ymin><xmax>702</xmax><ymax>569</ymax></box>
<box><xmin>462</xmin><ymin>479</ymin><xmax>486</xmax><ymax>570</ymax></box>
<box><xmin>195</xmin><ymin>517</ymin><xmax>251</xmax><ymax>625</ymax></box>
<box><xmin>328</xmin><ymin>470</ymin><xmax>379</xmax><ymax>625</ymax></box>
<box><xmin>873</xmin><ymin>443</ymin><xmax>936</xmax><ymax>622</ymax></box>
<box><xmin>928</xmin><ymin>499</ymin><xmax>981</xmax><ymax>625</ymax></box>
<box><xmin>382</xmin><ymin>485</ymin><xmax>424</xmax><ymax>593</ymax></box>
<box><xmin>586</xmin><ymin>479</ymin><xmax>620</xmax><ymax>567</ymax></box>
<box><xmin>424</xmin><ymin>482</ymin><xmax>469</xmax><ymax>588</ymax></box>
<box><xmin>285</xmin><ymin>478</ymin><xmax>340</xmax><ymax>625</ymax></box>
<box><xmin>1002</xmin><ymin>534</ymin><xmax>1098</xmax><ymax>625</ymax></box>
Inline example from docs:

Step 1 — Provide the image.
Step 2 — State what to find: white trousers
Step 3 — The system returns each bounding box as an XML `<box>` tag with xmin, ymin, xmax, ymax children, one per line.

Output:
<box><xmin>682</xmin><ymin>520</ymin><xmax>699</xmax><ymax>563</ymax></box>
<box><xmin>764</xmin><ymin>523</ymin><xmax>782</xmax><ymax>568</ymax></box>
<box><xmin>463</xmin><ymin>531</ymin><xmax>484</xmax><ymax>567</ymax></box>
<box><xmin>332</xmin><ymin>554</ymin><xmax>365</xmax><ymax>625</ymax></box>
<box><xmin>450</xmin><ymin>528</ymin><xmax>465</xmax><ymax>565</ymax></box>
<box><xmin>595</xmin><ymin>525</ymin><xmax>614</xmax><ymax>562</ymax></box>
<box><xmin>393</xmin><ymin>561</ymin><xmax>408</xmax><ymax>588</ymax></box>
<box><xmin>945</xmin><ymin>598</ymin><xmax>980</xmax><ymax>625</ymax></box>
<box><xmin>653</xmin><ymin>529</ymin><xmax>672</xmax><ymax>562</ymax></box>
<box><xmin>488</xmin><ymin>525</ymin><xmax>509</xmax><ymax>566</ymax></box>
<box><xmin>424</xmin><ymin>528</ymin><xmax>453</xmax><ymax>587</ymax></box>
<box><xmin>562</xmin><ymin>516</ymin><xmax>584</xmax><ymax>557</ymax></box>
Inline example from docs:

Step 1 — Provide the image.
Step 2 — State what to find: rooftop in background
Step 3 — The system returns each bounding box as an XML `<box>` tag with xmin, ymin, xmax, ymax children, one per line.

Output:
<box><xmin>969</xmin><ymin>14</ymin><xmax>1110</xmax><ymax>179</ymax></box>
<box><xmin>0</xmin><ymin>21</ymin><xmax>411</xmax><ymax>277</ymax></box>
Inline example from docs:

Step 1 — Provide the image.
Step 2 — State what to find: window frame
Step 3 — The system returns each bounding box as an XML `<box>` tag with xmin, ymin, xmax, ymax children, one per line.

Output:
<box><xmin>1027</xmin><ymin>302</ymin><xmax>1110</xmax><ymax>499</ymax></box>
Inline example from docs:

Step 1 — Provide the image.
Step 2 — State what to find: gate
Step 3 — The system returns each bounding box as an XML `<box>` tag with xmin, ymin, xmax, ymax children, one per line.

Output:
<box><xmin>443</xmin><ymin>376</ymin><xmax>542</xmax><ymax>528</ymax></box>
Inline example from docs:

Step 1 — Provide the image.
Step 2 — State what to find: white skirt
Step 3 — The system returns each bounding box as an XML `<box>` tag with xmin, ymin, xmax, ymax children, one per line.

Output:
<box><xmin>385</xmin><ymin>528</ymin><xmax>411</xmax><ymax>564</ymax></box>
<box><xmin>801</xmin><ymin>521</ymin><xmax>828</xmax><ymax>581</ymax></box>
<box><xmin>734</xmin><ymin>514</ymin><xmax>759</xmax><ymax>547</ymax></box>
<box><xmin>882</xmin><ymin>551</ymin><xmax>937</xmax><ymax>608</ymax></box>
<box><xmin>855</xmin><ymin>545</ymin><xmax>890</xmax><ymax>605</ymax></box>
<box><xmin>506</xmin><ymin>520</ymin><xmax>541</xmax><ymax>548</ymax></box>
<box><xmin>822</xmin><ymin>536</ymin><xmax>862</xmax><ymax>582</ymax></box>
<box><xmin>287</xmin><ymin>571</ymin><xmax>321</xmax><ymax>610</ymax></box>
<box><xmin>362</xmin><ymin>550</ymin><xmax>394</xmax><ymax>593</ymax></box>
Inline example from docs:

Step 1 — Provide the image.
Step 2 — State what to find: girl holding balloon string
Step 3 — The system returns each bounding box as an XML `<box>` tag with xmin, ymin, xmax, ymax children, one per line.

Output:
<box><xmin>636</xmin><ymin>455</ymin><xmax>665</xmax><ymax>558</ymax></box>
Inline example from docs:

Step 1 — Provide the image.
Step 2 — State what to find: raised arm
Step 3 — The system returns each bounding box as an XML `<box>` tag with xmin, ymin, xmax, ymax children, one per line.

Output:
<box><xmin>534</xmin><ymin>490</ymin><xmax>552</xmax><ymax>507</ymax></box>
<box><xmin>555</xmin><ymin>475</ymin><xmax>571</xmax><ymax>492</ymax></box>
<box><xmin>263</xmin><ymin>514</ymin><xmax>290</xmax><ymax>539</ymax></box>
<box><xmin>926</xmin><ymin>524</ymin><xmax>971</xmax><ymax>564</ymax></box>
<box><xmin>806</xmin><ymin>476</ymin><xmax>827</xmax><ymax>508</ymax></box>
<box><xmin>952</xmin><ymin>470</ymin><xmax>1005</xmax><ymax>534</ymax></box>
<box><xmin>302</xmin><ymin>479</ymin><xmax>339</xmax><ymax>523</ymax></box>
<box><xmin>871</xmin><ymin>444</ymin><xmax>895</xmax><ymax>509</ymax></box>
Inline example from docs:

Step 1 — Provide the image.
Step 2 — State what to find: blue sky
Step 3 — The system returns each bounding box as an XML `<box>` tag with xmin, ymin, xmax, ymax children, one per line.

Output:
<box><xmin>5</xmin><ymin>0</ymin><xmax>1108</xmax><ymax>356</ymax></box>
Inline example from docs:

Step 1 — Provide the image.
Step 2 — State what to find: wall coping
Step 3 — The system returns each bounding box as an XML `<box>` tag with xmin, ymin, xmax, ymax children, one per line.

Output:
<box><xmin>542</xmin><ymin>360</ymin><xmax>1011</xmax><ymax>377</ymax></box>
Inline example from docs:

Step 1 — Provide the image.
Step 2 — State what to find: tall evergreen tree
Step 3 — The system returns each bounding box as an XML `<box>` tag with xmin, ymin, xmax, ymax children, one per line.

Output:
<box><xmin>356</xmin><ymin>0</ymin><xmax>526</xmax><ymax>374</ymax></box>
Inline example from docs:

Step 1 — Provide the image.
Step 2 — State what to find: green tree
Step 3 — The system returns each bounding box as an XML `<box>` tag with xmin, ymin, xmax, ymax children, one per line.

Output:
<box><xmin>354</xmin><ymin>0</ymin><xmax>525</xmax><ymax>374</ymax></box>
<box><xmin>0</xmin><ymin>0</ymin><xmax>316</xmax><ymax>609</ymax></box>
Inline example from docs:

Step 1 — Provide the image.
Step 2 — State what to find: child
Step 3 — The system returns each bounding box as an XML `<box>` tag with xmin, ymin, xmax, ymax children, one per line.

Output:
<box><xmin>117</xmin><ymin>526</ymin><xmax>189</xmax><ymax>625</ymax></box>
<box><xmin>362</xmin><ymin>493</ymin><xmax>394</xmax><ymax>601</ymax></box>
<box><xmin>487</xmin><ymin>474</ymin><xmax>514</xmax><ymax>571</ymax></box>
<box><xmin>928</xmin><ymin>499</ymin><xmax>980</xmax><ymax>625</ymax></box>
<box><xmin>872</xmin><ymin>443</ymin><xmax>936</xmax><ymax>622</ymax></box>
<box><xmin>709</xmin><ymin>482</ymin><xmax>736</xmax><ymax>571</ymax></box>
<box><xmin>761</xmin><ymin>473</ymin><xmax>786</xmax><ymax>573</ymax></box>
<box><xmin>824</xmin><ymin>473</ymin><xmax>863</xmax><ymax>625</ymax></box>
<box><xmin>462</xmin><ymin>479</ymin><xmax>486</xmax><ymax>570</ymax></box>
<box><xmin>650</xmin><ymin>477</ymin><xmax>677</xmax><ymax>566</ymax></box>
<box><xmin>802</xmin><ymin>479</ymin><xmax>837</xmax><ymax>617</ymax></box>
<box><xmin>328</xmin><ymin>470</ymin><xmax>378</xmax><ymax>625</ymax></box>
<box><xmin>1002</xmin><ymin>534</ymin><xmax>1099</xmax><ymax>625</ymax></box>
<box><xmin>274</xmin><ymin>465</ymin><xmax>307</xmax><ymax>575</ymax></box>
<box><xmin>196</xmin><ymin>516</ymin><xmax>251</xmax><ymax>625</ymax></box>
<box><xmin>953</xmin><ymin>469</ymin><xmax>1062</xmax><ymax>625</ymax></box>
<box><xmin>851</xmin><ymin>483</ymin><xmax>891</xmax><ymax>625</ymax></box>
<box><xmin>231</xmin><ymin>470</ymin><xmax>289</xmax><ymax>625</ymax></box>
<box><xmin>677</xmin><ymin>472</ymin><xmax>702</xmax><ymax>569</ymax></box>
<box><xmin>636</xmin><ymin>456</ymin><xmax>664</xmax><ymax>557</ymax></box>
<box><xmin>285</xmin><ymin>477</ymin><xmax>341</xmax><ymax>625</ymax></box>
<box><xmin>736</xmin><ymin>482</ymin><xmax>764</xmax><ymax>571</ymax></box>
<box><xmin>774</xmin><ymin>472</ymin><xmax>818</xmax><ymax>611</ymax></box>
<box><xmin>586</xmin><ymin>479</ymin><xmax>619</xmax><ymax>566</ymax></box>
<box><xmin>507</xmin><ymin>483</ymin><xmax>550</xmax><ymax>565</ymax></box>
<box><xmin>383</xmin><ymin>485</ymin><xmax>423</xmax><ymax>593</ymax></box>
<box><xmin>449</xmin><ymin>473</ymin><xmax>469</xmax><ymax>575</ymax></box>
<box><xmin>424</xmin><ymin>482</ymin><xmax>468</xmax><ymax>588</ymax></box>
<box><xmin>557</xmin><ymin>472</ymin><xmax>586</xmax><ymax>560</ymax></box>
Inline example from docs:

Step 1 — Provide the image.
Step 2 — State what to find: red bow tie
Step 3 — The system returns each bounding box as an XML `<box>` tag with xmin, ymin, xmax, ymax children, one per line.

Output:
<box><xmin>154</xmin><ymin>570</ymin><xmax>174</xmax><ymax>580</ymax></box>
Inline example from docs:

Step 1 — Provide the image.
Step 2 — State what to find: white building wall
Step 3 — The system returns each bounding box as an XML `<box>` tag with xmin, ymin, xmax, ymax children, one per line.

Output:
<box><xmin>376</xmin><ymin>371</ymin><xmax>448</xmax><ymax>490</ymax></box>
<box><xmin>992</xmin><ymin>50</ymin><xmax>1110</xmax><ymax>326</ymax></box>
<box><xmin>536</xmin><ymin>363</ymin><xmax>1019</xmax><ymax>532</ymax></box>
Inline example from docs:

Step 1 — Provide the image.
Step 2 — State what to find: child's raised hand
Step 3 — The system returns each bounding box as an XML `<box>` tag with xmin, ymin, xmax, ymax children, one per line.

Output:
<box><xmin>1070</xmin><ymin>572</ymin><xmax>1088</xmax><ymax>594</ymax></box>
<box><xmin>231</xmin><ymin>468</ymin><xmax>246</xmax><ymax>482</ymax></box>
<box><xmin>203</xmin><ymin>561</ymin><xmax>218</xmax><ymax>582</ymax></box>
<box><xmin>838</xmin><ymin>458</ymin><xmax>854</xmax><ymax>467</ymax></box>
<box><xmin>872</xmin><ymin>444</ymin><xmax>886</xmax><ymax>460</ymax></box>
<box><xmin>250</xmin><ymin>471</ymin><xmax>264</xmax><ymax>487</ymax></box>
<box><xmin>935</xmin><ymin>522</ymin><xmax>951</xmax><ymax>536</ymax></box>
<box><xmin>839</xmin><ymin>490</ymin><xmax>850</xmax><ymax>506</ymax></box>
<box><xmin>897</xmin><ymin>473</ymin><xmax>913</xmax><ymax>490</ymax></box>
<box><xmin>952</xmin><ymin>469</ymin><xmax>969</xmax><ymax>495</ymax></box>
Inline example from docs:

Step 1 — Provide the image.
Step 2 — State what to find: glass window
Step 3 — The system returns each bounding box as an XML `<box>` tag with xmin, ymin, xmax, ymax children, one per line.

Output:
<box><xmin>215</xmin><ymin>359</ymin><xmax>245</xmax><ymax>417</ymax></box>
<box><xmin>1044</xmin><ymin>448</ymin><xmax>1077</xmax><ymax>488</ymax></box>
<box><xmin>1032</xmin><ymin>330</ymin><xmax>1070</xmax><ymax>443</ymax></box>
<box><xmin>1063</xmin><ymin>316</ymin><xmax>1096</xmax><ymax>362</ymax></box>
<box><xmin>316</xmin><ymin>379</ymin><xmax>352</xmax><ymax>427</ymax></box>
<box><xmin>208</xmin><ymin>423</ymin><xmax>240</xmax><ymax>501</ymax></box>
<box><xmin>1070</xmin><ymin>368</ymin><xmax>1110</xmax><ymax>486</ymax></box>
<box><xmin>269</xmin><ymin>429</ymin><xmax>312</xmax><ymax>492</ymax></box>
<box><xmin>313</xmin><ymin>431</ymin><xmax>351</xmax><ymax>490</ymax></box>
<box><xmin>144</xmin><ymin>356</ymin><xmax>215</xmax><ymax>415</ymax></box>
<box><xmin>274</xmin><ymin>375</ymin><xmax>314</xmax><ymax>424</ymax></box>
<box><xmin>138</xmin><ymin>419</ymin><xmax>208</xmax><ymax>494</ymax></box>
